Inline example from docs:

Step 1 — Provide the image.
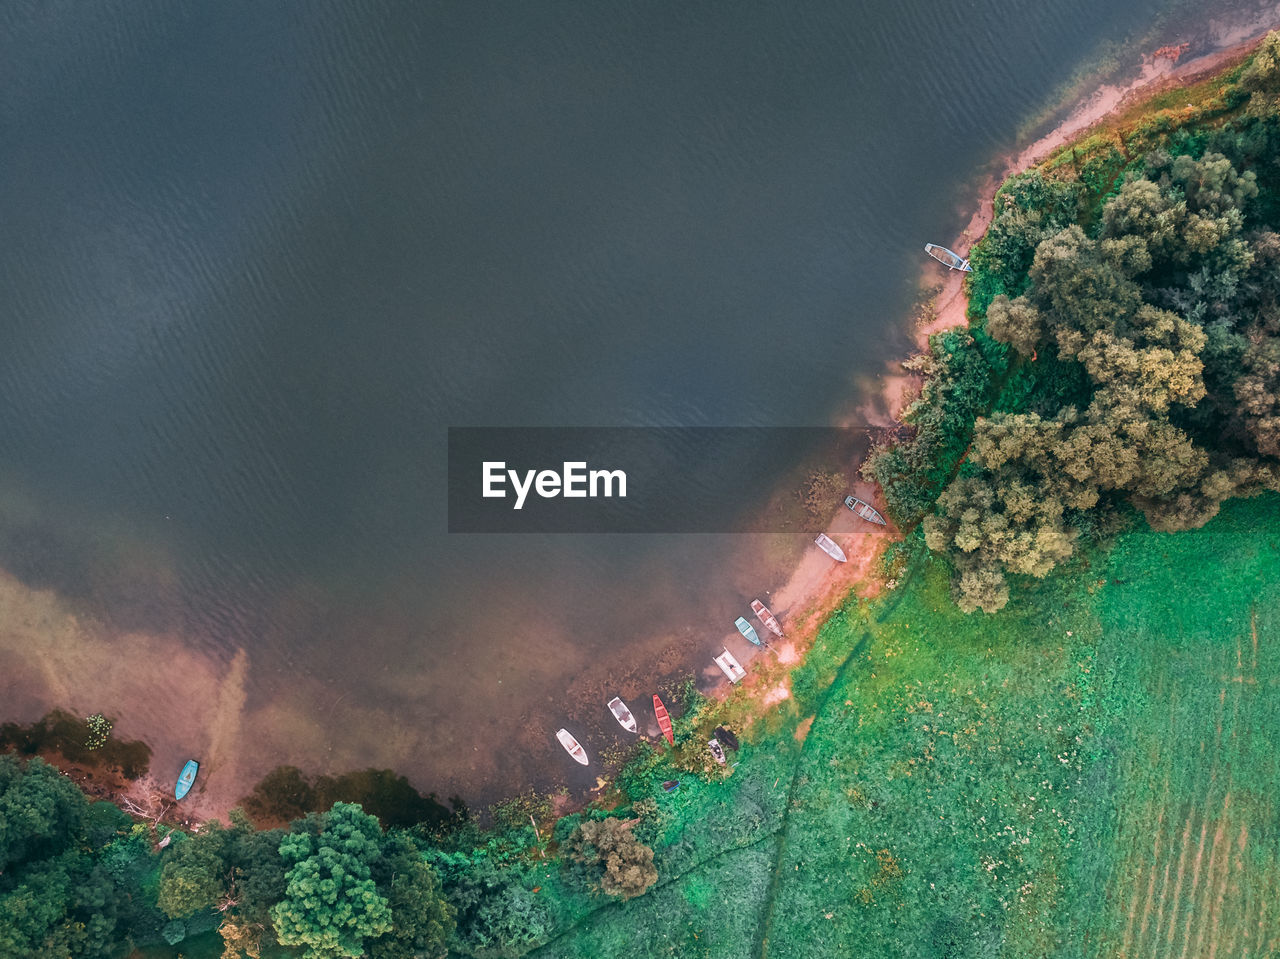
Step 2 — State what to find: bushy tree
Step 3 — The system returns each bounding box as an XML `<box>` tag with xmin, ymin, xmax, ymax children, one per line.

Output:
<box><xmin>270</xmin><ymin>803</ymin><xmax>392</xmax><ymax>959</ymax></box>
<box><xmin>0</xmin><ymin>755</ymin><xmax>88</xmax><ymax>872</ymax></box>
<box><xmin>563</xmin><ymin>817</ymin><xmax>658</xmax><ymax>900</ymax></box>
<box><xmin>158</xmin><ymin>823</ymin><xmax>229</xmax><ymax>918</ymax></box>
<box><xmin>424</xmin><ymin>847</ymin><xmax>551</xmax><ymax>958</ymax></box>
<box><xmin>367</xmin><ymin>834</ymin><xmax>454</xmax><ymax>959</ymax></box>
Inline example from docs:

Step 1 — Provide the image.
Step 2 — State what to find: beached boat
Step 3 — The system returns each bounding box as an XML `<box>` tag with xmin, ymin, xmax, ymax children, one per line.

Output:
<box><xmin>653</xmin><ymin>694</ymin><xmax>675</xmax><ymax>746</ymax></box>
<box><xmin>608</xmin><ymin>696</ymin><xmax>638</xmax><ymax>733</ymax></box>
<box><xmin>925</xmin><ymin>243</ymin><xmax>973</xmax><ymax>272</ymax></box>
<box><xmin>843</xmin><ymin>495</ymin><xmax>887</xmax><ymax>526</ymax></box>
<box><xmin>750</xmin><ymin>599</ymin><xmax>783</xmax><ymax>637</ymax></box>
<box><xmin>556</xmin><ymin>728</ymin><xmax>589</xmax><ymax>765</ymax></box>
<box><xmin>714</xmin><ymin>647</ymin><xmax>747</xmax><ymax>683</ymax></box>
<box><xmin>814</xmin><ymin>533</ymin><xmax>848</xmax><ymax>563</ymax></box>
<box><xmin>734</xmin><ymin>615</ymin><xmax>762</xmax><ymax>647</ymax></box>
<box><xmin>708</xmin><ymin>739</ymin><xmax>726</xmax><ymax>765</ymax></box>
<box><xmin>175</xmin><ymin>760</ymin><xmax>199</xmax><ymax>801</ymax></box>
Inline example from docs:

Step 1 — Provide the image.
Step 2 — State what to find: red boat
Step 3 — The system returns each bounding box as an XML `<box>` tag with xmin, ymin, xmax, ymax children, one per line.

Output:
<box><xmin>653</xmin><ymin>694</ymin><xmax>674</xmax><ymax>746</ymax></box>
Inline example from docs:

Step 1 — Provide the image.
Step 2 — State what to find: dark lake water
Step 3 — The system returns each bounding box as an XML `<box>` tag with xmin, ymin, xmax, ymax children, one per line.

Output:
<box><xmin>0</xmin><ymin>0</ymin><xmax>1236</xmax><ymax>806</ymax></box>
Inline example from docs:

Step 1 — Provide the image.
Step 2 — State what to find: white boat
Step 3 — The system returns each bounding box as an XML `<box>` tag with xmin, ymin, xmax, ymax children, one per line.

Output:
<box><xmin>607</xmin><ymin>697</ymin><xmax>638</xmax><ymax>733</ymax></box>
<box><xmin>925</xmin><ymin>243</ymin><xmax>972</xmax><ymax>272</ymax></box>
<box><xmin>750</xmin><ymin>599</ymin><xmax>783</xmax><ymax>638</ymax></box>
<box><xmin>814</xmin><ymin>533</ymin><xmax>848</xmax><ymax>563</ymax></box>
<box><xmin>556</xmin><ymin>728</ymin><xmax>589</xmax><ymax>765</ymax></box>
<box><xmin>708</xmin><ymin>739</ymin><xmax>726</xmax><ymax>765</ymax></box>
<box><xmin>843</xmin><ymin>495</ymin><xmax>887</xmax><ymax>526</ymax></box>
<box><xmin>714</xmin><ymin>647</ymin><xmax>747</xmax><ymax>683</ymax></box>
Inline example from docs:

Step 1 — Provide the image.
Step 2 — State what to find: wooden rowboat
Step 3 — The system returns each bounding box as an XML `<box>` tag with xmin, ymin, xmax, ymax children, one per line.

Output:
<box><xmin>814</xmin><ymin>533</ymin><xmax>848</xmax><ymax>563</ymax></box>
<box><xmin>925</xmin><ymin>243</ymin><xmax>972</xmax><ymax>272</ymax></box>
<box><xmin>750</xmin><ymin>599</ymin><xmax>783</xmax><ymax>637</ymax></box>
<box><xmin>653</xmin><ymin>694</ymin><xmax>675</xmax><ymax>746</ymax></box>
<box><xmin>734</xmin><ymin>616</ymin><xmax>762</xmax><ymax>647</ymax></box>
<box><xmin>844</xmin><ymin>495</ymin><xmax>887</xmax><ymax>526</ymax></box>
<box><xmin>175</xmin><ymin>760</ymin><xmax>199</xmax><ymax>801</ymax></box>
<box><xmin>556</xmin><ymin>728</ymin><xmax>589</xmax><ymax>765</ymax></box>
<box><xmin>608</xmin><ymin>697</ymin><xmax>638</xmax><ymax>733</ymax></box>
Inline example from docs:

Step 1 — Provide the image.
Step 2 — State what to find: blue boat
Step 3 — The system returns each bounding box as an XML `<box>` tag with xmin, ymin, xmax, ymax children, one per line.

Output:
<box><xmin>734</xmin><ymin>616</ymin><xmax>762</xmax><ymax>647</ymax></box>
<box><xmin>175</xmin><ymin>760</ymin><xmax>199</xmax><ymax>800</ymax></box>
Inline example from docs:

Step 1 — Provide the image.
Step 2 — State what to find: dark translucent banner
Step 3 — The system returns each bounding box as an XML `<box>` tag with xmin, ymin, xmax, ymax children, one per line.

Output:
<box><xmin>448</xmin><ymin>427</ymin><xmax>871</xmax><ymax>533</ymax></box>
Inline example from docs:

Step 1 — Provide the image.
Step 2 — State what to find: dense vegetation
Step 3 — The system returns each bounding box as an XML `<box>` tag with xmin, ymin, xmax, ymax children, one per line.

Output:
<box><xmin>869</xmin><ymin>33</ymin><xmax>1280</xmax><ymax>611</ymax></box>
<box><xmin>4</xmin><ymin>34</ymin><xmax>1280</xmax><ymax>959</ymax></box>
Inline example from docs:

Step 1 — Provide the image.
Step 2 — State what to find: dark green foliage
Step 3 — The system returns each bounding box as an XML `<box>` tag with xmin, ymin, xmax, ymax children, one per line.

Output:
<box><xmin>270</xmin><ymin>802</ymin><xmax>393</xmax><ymax>958</ymax></box>
<box><xmin>0</xmin><ymin>755</ymin><xmax>88</xmax><ymax>872</ymax></box>
<box><xmin>862</xmin><ymin>328</ymin><xmax>997</xmax><ymax>526</ymax></box>
<box><xmin>425</xmin><ymin>847</ymin><xmax>553</xmax><ymax>958</ymax></box>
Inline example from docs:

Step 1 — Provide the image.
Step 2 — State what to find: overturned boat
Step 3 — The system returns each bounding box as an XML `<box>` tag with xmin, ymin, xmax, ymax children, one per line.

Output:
<box><xmin>814</xmin><ymin>533</ymin><xmax>848</xmax><ymax>563</ymax></box>
<box><xmin>925</xmin><ymin>243</ymin><xmax>972</xmax><ymax>272</ymax></box>
<box><xmin>750</xmin><ymin>599</ymin><xmax>783</xmax><ymax>637</ymax></box>
<box><xmin>608</xmin><ymin>697</ymin><xmax>638</xmax><ymax>733</ymax></box>
<box><xmin>844</xmin><ymin>495</ymin><xmax>887</xmax><ymax>526</ymax></box>
<box><xmin>556</xmin><ymin>728</ymin><xmax>589</xmax><ymax>765</ymax></box>
<box><xmin>714</xmin><ymin>647</ymin><xmax>747</xmax><ymax>683</ymax></box>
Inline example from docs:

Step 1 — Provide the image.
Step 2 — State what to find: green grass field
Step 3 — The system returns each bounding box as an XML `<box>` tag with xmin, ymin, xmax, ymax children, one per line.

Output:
<box><xmin>536</xmin><ymin>494</ymin><xmax>1280</xmax><ymax>959</ymax></box>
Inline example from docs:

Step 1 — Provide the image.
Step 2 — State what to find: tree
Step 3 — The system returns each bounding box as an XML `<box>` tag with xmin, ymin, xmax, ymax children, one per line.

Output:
<box><xmin>0</xmin><ymin>755</ymin><xmax>88</xmax><ymax>872</ymax></box>
<box><xmin>985</xmin><ymin>294</ymin><xmax>1042</xmax><ymax>357</ymax></box>
<box><xmin>563</xmin><ymin>818</ymin><xmax>658</xmax><ymax>900</ymax></box>
<box><xmin>367</xmin><ymin>834</ymin><xmax>454</xmax><ymax>959</ymax></box>
<box><xmin>158</xmin><ymin>823</ymin><xmax>229</xmax><ymax>918</ymax></box>
<box><xmin>270</xmin><ymin>802</ymin><xmax>392</xmax><ymax>959</ymax></box>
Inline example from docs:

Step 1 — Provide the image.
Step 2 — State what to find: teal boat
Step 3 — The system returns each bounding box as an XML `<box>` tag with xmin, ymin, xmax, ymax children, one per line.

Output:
<box><xmin>175</xmin><ymin>760</ymin><xmax>199</xmax><ymax>800</ymax></box>
<box><xmin>734</xmin><ymin>616</ymin><xmax>762</xmax><ymax>646</ymax></box>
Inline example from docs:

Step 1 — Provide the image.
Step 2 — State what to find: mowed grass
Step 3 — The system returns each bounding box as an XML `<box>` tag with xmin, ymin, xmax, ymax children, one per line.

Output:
<box><xmin>1083</xmin><ymin>499</ymin><xmax>1280</xmax><ymax>959</ymax></box>
<box><xmin>763</xmin><ymin>495</ymin><xmax>1280</xmax><ymax>958</ymax></box>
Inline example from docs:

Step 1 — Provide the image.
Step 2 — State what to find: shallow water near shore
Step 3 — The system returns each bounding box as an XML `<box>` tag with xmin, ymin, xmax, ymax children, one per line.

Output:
<box><xmin>0</xmin><ymin>0</ymin><xmax>1265</xmax><ymax>811</ymax></box>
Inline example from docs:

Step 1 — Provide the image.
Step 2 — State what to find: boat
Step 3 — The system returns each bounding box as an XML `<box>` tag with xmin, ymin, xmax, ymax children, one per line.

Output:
<box><xmin>814</xmin><ymin>533</ymin><xmax>848</xmax><ymax>563</ymax></box>
<box><xmin>750</xmin><ymin>599</ymin><xmax>783</xmax><ymax>637</ymax></box>
<box><xmin>175</xmin><ymin>760</ymin><xmax>199</xmax><ymax>801</ymax></box>
<box><xmin>556</xmin><ymin>728</ymin><xmax>589</xmax><ymax>765</ymax></box>
<box><xmin>714</xmin><ymin>725</ymin><xmax>740</xmax><ymax>751</ymax></box>
<box><xmin>708</xmin><ymin>739</ymin><xmax>726</xmax><ymax>765</ymax></box>
<box><xmin>714</xmin><ymin>647</ymin><xmax>747</xmax><ymax>683</ymax></box>
<box><xmin>843</xmin><ymin>495</ymin><xmax>887</xmax><ymax>526</ymax></box>
<box><xmin>662</xmin><ymin>780</ymin><xmax>680</xmax><ymax>793</ymax></box>
<box><xmin>925</xmin><ymin>243</ymin><xmax>973</xmax><ymax>272</ymax></box>
<box><xmin>653</xmin><ymin>694</ymin><xmax>674</xmax><ymax>746</ymax></box>
<box><xmin>734</xmin><ymin>616</ymin><xmax>762</xmax><ymax>647</ymax></box>
<box><xmin>607</xmin><ymin>697</ymin><xmax>638</xmax><ymax>732</ymax></box>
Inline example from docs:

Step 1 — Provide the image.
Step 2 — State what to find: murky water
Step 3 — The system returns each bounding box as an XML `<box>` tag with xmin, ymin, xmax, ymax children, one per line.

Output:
<box><xmin>0</xmin><ymin>0</ymin><xmax>1249</xmax><ymax>807</ymax></box>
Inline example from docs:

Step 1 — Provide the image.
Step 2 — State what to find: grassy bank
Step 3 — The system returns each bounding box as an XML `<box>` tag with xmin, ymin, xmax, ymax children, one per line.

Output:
<box><xmin>535</xmin><ymin>494</ymin><xmax>1280</xmax><ymax>958</ymax></box>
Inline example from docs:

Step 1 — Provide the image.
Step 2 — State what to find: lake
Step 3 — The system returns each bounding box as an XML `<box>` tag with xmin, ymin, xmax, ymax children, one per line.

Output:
<box><xmin>0</xmin><ymin>0</ymin><xmax>1231</xmax><ymax>808</ymax></box>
